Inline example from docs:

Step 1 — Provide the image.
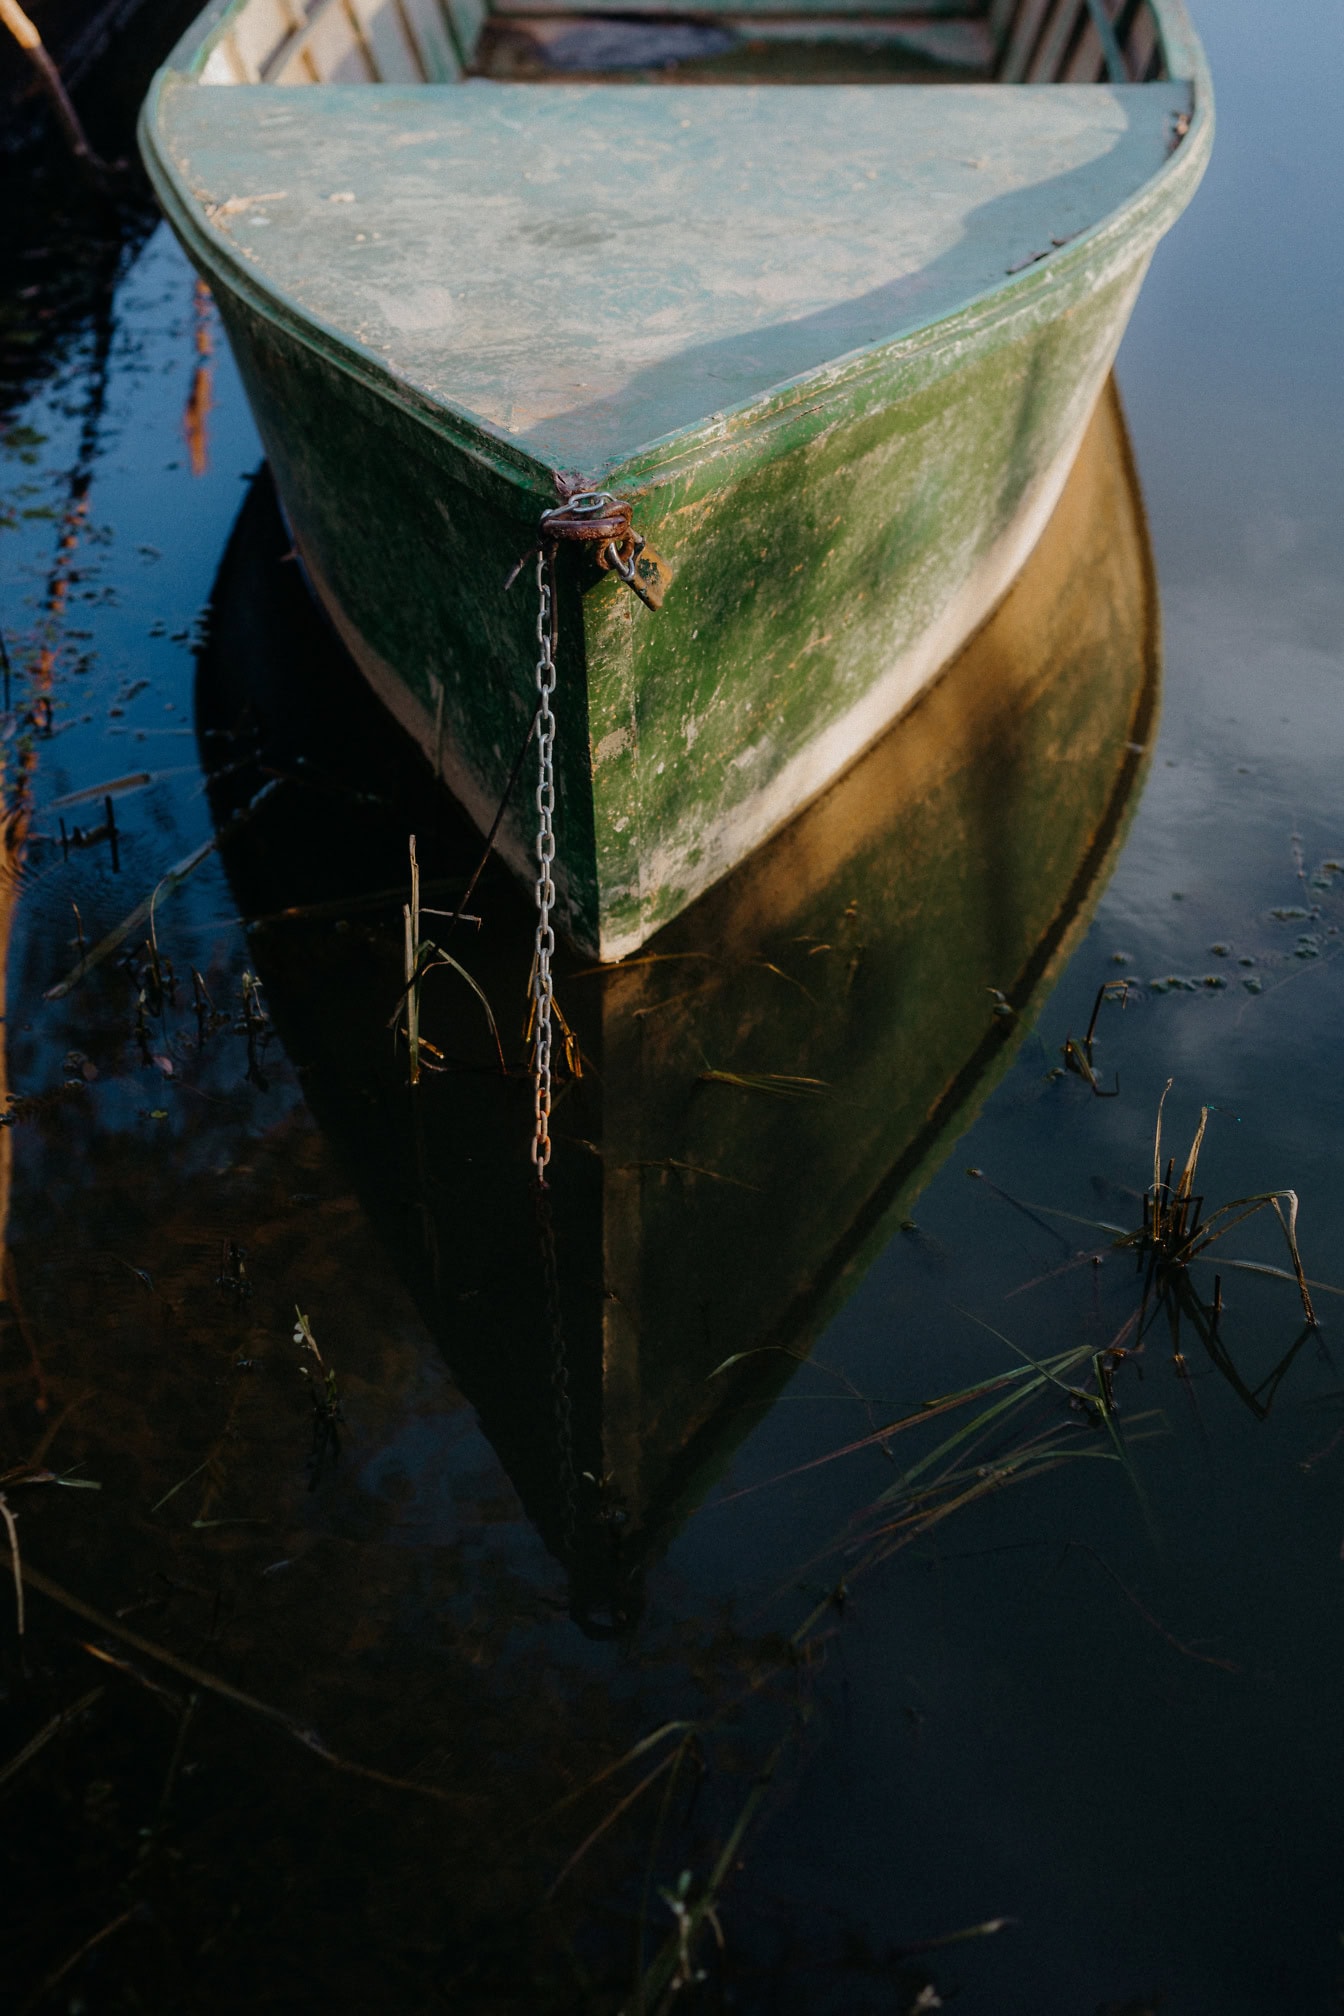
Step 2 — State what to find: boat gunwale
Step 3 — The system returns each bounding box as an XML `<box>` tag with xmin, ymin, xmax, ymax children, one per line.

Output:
<box><xmin>137</xmin><ymin>1</ymin><xmax>1211</xmax><ymax>501</ymax></box>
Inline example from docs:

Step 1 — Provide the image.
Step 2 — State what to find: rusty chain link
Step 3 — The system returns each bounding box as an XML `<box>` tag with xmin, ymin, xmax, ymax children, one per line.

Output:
<box><xmin>530</xmin><ymin>542</ymin><xmax>558</xmax><ymax>1181</ymax></box>
<box><xmin>539</xmin><ymin>489</ymin><xmax>666</xmax><ymax>610</ymax></box>
<box><xmin>525</xmin><ymin>491</ymin><xmax>667</xmax><ymax>1183</ymax></box>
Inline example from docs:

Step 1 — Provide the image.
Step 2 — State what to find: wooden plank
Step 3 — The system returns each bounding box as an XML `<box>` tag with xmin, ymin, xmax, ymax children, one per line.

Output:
<box><xmin>1078</xmin><ymin>0</ymin><xmax>1128</xmax><ymax>81</ymax></box>
<box><xmin>269</xmin><ymin>0</ymin><xmax>370</xmax><ymax>80</ymax></box>
<box><xmin>996</xmin><ymin>0</ymin><xmax>1049</xmax><ymax>78</ymax></box>
<box><xmin>397</xmin><ymin>0</ymin><xmax>463</xmax><ymax>77</ymax></box>
<box><xmin>308</xmin><ymin>0</ymin><xmax>378</xmax><ymax>79</ymax></box>
<box><xmin>201</xmin><ymin>34</ymin><xmax>255</xmax><ymax>79</ymax></box>
<box><xmin>478</xmin><ymin>13</ymin><xmax>995</xmax><ymax>76</ymax></box>
<box><xmin>721</xmin><ymin>13</ymin><xmax>993</xmax><ymax>53</ymax></box>
<box><xmin>444</xmin><ymin>0</ymin><xmax>486</xmax><ymax>64</ymax></box>
<box><xmin>347</xmin><ymin>0</ymin><xmax>424</xmax><ymax>78</ymax></box>
<box><xmin>1122</xmin><ymin>0</ymin><xmax>1158</xmax><ymax>80</ymax></box>
<box><xmin>502</xmin><ymin>0</ymin><xmax>986</xmax><ymax>16</ymax></box>
<box><xmin>986</xmin><ymin>0</ymin><xmax>1017</xmax><ymax>50</ymax></box>
<box><xmin>230</xmin><ymin>0</ymin><xmax>302</xmax><ymax>78</ymax></box>
<box><xmin>1063</xmin><ymin>17</ymin><xmax>1104</xmax><ymax>80</ymax></box>
<box><xmin>1026</xmin><ymin>0</ymin><xmax>1085</xmax><ymax>81</ymax></box>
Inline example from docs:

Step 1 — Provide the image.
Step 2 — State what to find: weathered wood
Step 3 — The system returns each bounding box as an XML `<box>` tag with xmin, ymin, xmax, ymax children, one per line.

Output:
<box><xmin>141</xmin><ymin>0</ymin><xmax>1210</xmax><ymax>955</ymax></box>
<box><xmin>471</xmin><ymin>14</ymin><xmax>998</xmax><ymax>83</ymax></box>
<box><xmin>189</xmin><ymin>0</ymin><xmax>1172</xmax><ymax>90</ymax></box>
<box><xmin>152</xmin><ymin>80</ymin><xmax>1190</xmax><ymax>464</ymax></box>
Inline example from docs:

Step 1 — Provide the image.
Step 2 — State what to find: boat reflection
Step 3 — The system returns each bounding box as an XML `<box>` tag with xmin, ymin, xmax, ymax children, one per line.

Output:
<box><xmin>196</xmin><ymin>377</ymin><xmax>1158</xmax><ymax>1632</ymax></box>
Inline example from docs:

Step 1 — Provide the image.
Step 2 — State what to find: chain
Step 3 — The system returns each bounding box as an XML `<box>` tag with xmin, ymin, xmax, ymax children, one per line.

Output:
<box><xmin>523</xmin><ymin>494</ymin><xmax>667</xmax><ymax>1181</ymax></box>
<box><xmin>600</xmin><ymin>530</ymin><xmax>645</xmax><ymax>591</ymax></box>
<box><xmin>531</xmin><ymin>543</ymin><xmax>558</xmax><ymax>1180</ymax></box>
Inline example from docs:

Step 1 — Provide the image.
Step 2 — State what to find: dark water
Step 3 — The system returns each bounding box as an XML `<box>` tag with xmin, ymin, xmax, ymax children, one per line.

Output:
<box><xmin>2</xmin><ymin>3</ymin><xmax>1343</xmax><ymax>2010</ymax></box>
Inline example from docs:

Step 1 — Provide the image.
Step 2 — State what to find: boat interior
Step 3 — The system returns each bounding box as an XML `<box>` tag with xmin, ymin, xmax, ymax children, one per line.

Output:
<box><xmin>198</xmin><ymin>0</ymin><xmax>1169</xmax><ymax>90</ymax></box>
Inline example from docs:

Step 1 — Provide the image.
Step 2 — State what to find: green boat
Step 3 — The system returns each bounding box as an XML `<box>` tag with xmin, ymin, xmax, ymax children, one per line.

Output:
<box><xmin>200</xmin><ymin>377</ymin><xmax>1157</xmax><ymax>1627</ymax></box>
<box><xmin>143</xmin><ymin>0</ymin><xmax>1208</xmax><ymax>959</ymax></box>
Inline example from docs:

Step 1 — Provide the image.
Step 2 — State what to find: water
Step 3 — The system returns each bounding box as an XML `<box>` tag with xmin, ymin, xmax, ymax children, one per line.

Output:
<box><xmin>2</xmin><ymin>3</ymin><xmax>1343</xmax><ymax>2008</ymax></box>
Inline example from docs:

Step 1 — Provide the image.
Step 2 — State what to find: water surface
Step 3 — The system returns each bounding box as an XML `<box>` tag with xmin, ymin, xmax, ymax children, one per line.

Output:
<box><xmin>2</xmin><ymin>3</ymin><xmax>1343</xmax><ymax>2009</ymax></box>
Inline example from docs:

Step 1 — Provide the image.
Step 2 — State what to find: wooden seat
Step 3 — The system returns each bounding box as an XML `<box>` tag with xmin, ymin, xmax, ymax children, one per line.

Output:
<box><xmin>197</xmin><ymin>0</ymin><xmax>1164</xmax><ymax>89</ymax></box>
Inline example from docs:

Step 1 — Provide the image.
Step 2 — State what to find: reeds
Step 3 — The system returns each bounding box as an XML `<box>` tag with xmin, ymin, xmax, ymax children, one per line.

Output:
<box><xmin>697</xmin><ymin>1067</ymin><xmax>828</xmax><ymax>1098</ymax></box>
<box><xmin>1127</xmin><ymin>1080</ymin><xmax>1317</xmax><ymax>1329</ymax></box>
<box><xmin>394</xmin><ymin>835</ymin><xmax>504</xmax><ymax>1084</ymax></box>
<box><xmin>974</xmin><ymin>1083</ymin><xmax>1323</xmax><ymax>1387</ymax></box>
<box><xmin>294</xmin><ymin>1308</ymin><xmax>344</xmax><ymax>1485</ymax></box>
<box><xmin>44</xmin><ymin>778</ymin><xmax>280</xmax><ymax>1000</ymax></box>
<box><xmin>1059</xmin><ymin>978</ymin><xmax>1130</xmax><ymax>1096</ymax></box>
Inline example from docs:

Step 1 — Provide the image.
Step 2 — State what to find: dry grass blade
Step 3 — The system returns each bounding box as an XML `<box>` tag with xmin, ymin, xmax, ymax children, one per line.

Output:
<box><xmin>44</xmin><ymin>779</ymin><xmax>280</xmax><ymax>999</ymax></box>
<box><xmin>0</xmin><ymin>1685</ymin><xmax>104</xmax><ymax>1795</ymax></box>
<box><xmin>390</xmin><ymin>835</ymin><xmax>507</xmax><ymax>1079</ymax></box>
<box><xmin>631</xmin><ymin>1159</ymin><xmax>761</xmax><ymax>1194</ymax></box>
<box><xmin>404</xmin><ymin>835</ymin><xmax>421</xmax><ymax>1084</ymax></box>
<box><xmin>1192</xmin><ymin>1258</ymin><xmax>1343</xmax><ymax>1300</ymax></box>
<box><xmin>1153</xmin><ymin>1077</ymin><xmax>1173</xmax><ymax>1197</ymax></box>
<box><xmin>712</xmin><ymin>1361</ymin><xmax>1062</xmax><ymax>1506</ymax></box>
<box><xmin>546</xmin><ymin>1747</ymin><xmax>682</xmax><ymax>1901</ymax></box>
<box><xmin>698</xmin><ymin>1068</ymin><xmax>828</xmax><ymax>1098</ymax></box>
<box><xmin>1</xmin><ymin>1493</ymin><xmax>23</xmax><ymax>1635</ymax></box>
<box><xmin>17</xmin><ymin>1905</ymin><xmax>140</xmax><ymax>2016</ymax></box>
<box><xmin>1270</xmin><ymin>1192</ymin><xmax>1317</xmax><ymax>1327</ymax></box>
<box><xmin>1053</xmin><ymin>1540</ymin><xmax>1242</xmax><ymax>1672</ymax></box>
<box><xmin>44</xmin><ymin>770</ymin><xmax>157</xmax><ymax>811</ymax></box>
<box><xmin>418</xmin><ymin>945</ymin><xmax>507</xmax><ymax>1074</ymax></box>
<box><xmin>513</xmin><ymin>1720</ymin><xmax>695</xmax><ymax>1843</ymax></box>
<box><xmin>869</xmin><ymin>1352</ymin><xmax>1093</xmax><ymax>1511</ymax></box>
<box><xmin>241</xmin><ymin>878</ymin><xmax>471</xmax><ymax>930</ymax></box>
<box><xmin>149</xmin><ymin>1456</ymin><xmax>210</xmax><ymax>1516</ymax></box>
<box><xmin>1175</xmin><ymin>1105</ymin><xmax>1209</xmax><ymax>1201</ymax></box>
<box><xmin>951</xmin><ymin>1307</ymin><xmax>1096</xmax><ymax>1406</ymax></box>
<box><xmin>17</xmin><ymin>1561</ymin><xmax>470</xmax><ymax>1806</ymax></box>
<box><xmin>893</xmin><ymin>1915</ymin><xmax>1017</xmax><ymax>1958</ymax></box>
<box><xmin>866</xmin><ymin>1450</ymin><xmax>1075</xmax><ymax>1551</ymax></box>
<box><xmin>634</xmin><ymin>1736</ymin><xmax>788</xmax><ymax>2015</ymax></box>
<box><xmin>1177</xmin><ymin>1189</ymin><xmax>1320</xmax><ymax>1327</ymax></box>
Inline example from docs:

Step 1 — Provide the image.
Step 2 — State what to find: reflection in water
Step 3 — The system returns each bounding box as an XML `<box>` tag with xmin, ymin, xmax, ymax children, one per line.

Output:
<box><xmin>197</xmin><ymin>378</ymin><xmax>1158</xmax><ymax>1633</ymax></box>
<box><xmin>5</xmin><ymin>10</ymin><xmax>1343</xmax><ymax>2003</ymax></box>
<box><xmin>0</xmin><ymin>796</ymin><xmax>15</xmax><ymax>1304</ymax></box>
<box><xmin>183</xmin><ymin>275</ymin><xmax>213</xmax><ymax>479</ymax></box>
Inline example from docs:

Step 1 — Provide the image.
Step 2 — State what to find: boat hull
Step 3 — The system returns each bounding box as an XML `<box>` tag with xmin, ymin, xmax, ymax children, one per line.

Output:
<box><xmin>142</xmin><ymin>5</ymin><xmax>1210</xmax><ymax>959</ymax></box>
<box><xmin>196</xmin><ymin>375</ymin><xmax>1160</xmax><ymax>1614</ymax></box>
<box><xmin>211</xmin><ymin>227</ymin><xmax>1152</xmax><ymax>959</ymax></box>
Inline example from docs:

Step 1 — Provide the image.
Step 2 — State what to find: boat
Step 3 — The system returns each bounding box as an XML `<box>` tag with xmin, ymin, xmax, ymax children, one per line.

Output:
<box><xmin>144</xmin><ymin>0</ymin><xmax>1208</xmax><ymax>960</ymax></box>
<box><xmin>197</xmin><ymin>374</ymin><xmax>1158</xmax><ymax>1629</ymax></box>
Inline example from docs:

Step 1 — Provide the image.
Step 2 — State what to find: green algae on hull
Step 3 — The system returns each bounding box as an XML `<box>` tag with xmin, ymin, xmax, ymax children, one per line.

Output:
<box><xmin>198</xmin><ymin>376</ymin><xmax>1159</xmax><ymax>1616</ymax></box>
<box><xmin>141</xmin><ymin>0</ymin><xmax>1210</xmax><ymax>956</ymax></box>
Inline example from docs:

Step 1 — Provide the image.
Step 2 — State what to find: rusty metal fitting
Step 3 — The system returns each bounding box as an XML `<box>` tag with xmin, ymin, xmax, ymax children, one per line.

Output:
<box><xmin>539</xmin><ymin>491</ymin><xmax>633</xmax><ymax>549</ymax></box>
<box><xmin>532</xmin><ymin>490</ymin><xmax>669</xmax><ymax>611</ymax></box>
